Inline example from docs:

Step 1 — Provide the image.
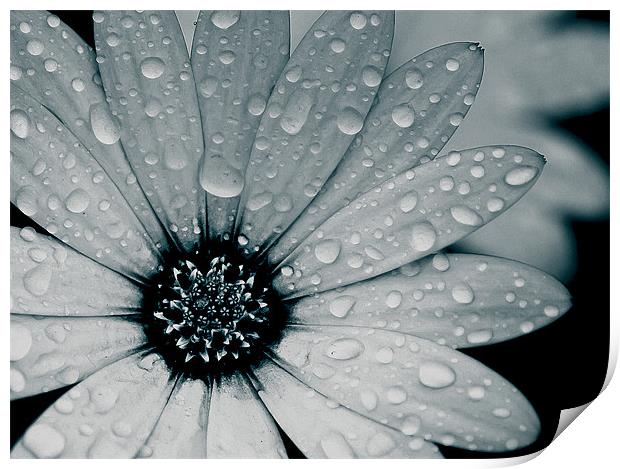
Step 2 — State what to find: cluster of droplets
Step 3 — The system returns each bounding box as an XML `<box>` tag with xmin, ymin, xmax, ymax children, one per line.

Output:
<box><xmin>149</xmin><ymin>253</ymin><xmax>274</xmax><ymax>371</ymax></box>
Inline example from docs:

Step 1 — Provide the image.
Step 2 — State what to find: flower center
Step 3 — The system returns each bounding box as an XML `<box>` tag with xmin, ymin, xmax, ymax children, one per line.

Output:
<box><xmin>143</xmin><ymin>250</ymin><xmax>281</xmax><ymax>376</ymax></box>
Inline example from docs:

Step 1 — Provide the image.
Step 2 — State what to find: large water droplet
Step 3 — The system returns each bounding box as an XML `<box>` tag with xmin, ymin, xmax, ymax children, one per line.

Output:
<box><xmin>329</xmin><ymin>296</ymin><xmax>356</xmax><ymax>318</ymax></box>
<box><xmin>26</xmin><ymin>39</ymin><xmax>45</xmax><ymax>56</ymax></box>
<box><xmin>450</xmin><ymin>205</ymin><xmax>483</xmax><ymax>226</ymax></box>
<box><xmin>349</xmin><ymin>12</ymin><xmax>367</xmax><ymax>30</ymax></box>
<box><xmin>23</xmin><ymin>424</ymin><xmax>65</xmax><ymax>458</ymax></box>
<box><xmin>410</xmin><ymin>222</ymin><xmax>436</xmax><ymax>252</ymax></box>
<box><xmin>451</xmin><ymin>282</ymin><xmax>475</xmax><ymax>304</ymax></box>
<box><xmin>336</xmin><ymin>107</ymin><xmax>364</xmax><ymax>135</ymax></box>
<box><xmin>314</xmin><ymin>239</ymin><xmax>341</xmax><ymax>264</ymax></box>
<box><xmin>280</xmin><ymin>90</ymin><xmax>313</xmax><ymax>135</ymax></box>
<box><xmin>366</xmin><ymin>433</ymin><xmax>396</xmax><ymax>457</ymax></box>
<box><xmin>200</xmin><ymin>155</ymin><xmax>244</xmax><ymax>198</ymax></box>
<box><xmin>90</xmin><ymin>103</ymin><xmax>120</xmax><ymax>145</ymax></box>
<box><xmin>10</xmin><ymin>109</ymin><xmax>30</xmax><ymax>139</ymax></box>
<box><xmin>65</xmin><ymin>188</ymin><xmax>90</xmax><ymax>213</ymax></box>
<box><xmin>23</xmin><ymin>264</ymin><xmax>53</xmax><ymax>297</ymax></box>
<box><xmin>391</xmin><ymin>103</ymin><xmax>415</xmax><ymax>128</ymax></box>
<box><xmin>325</xmin><ymin>338</ymin><xmax>365</xmax><ymax>360</ymax></box>
<box><xmin>504</xmin><ymin>166</ymin><xmax>538</xmax><ymax>186</ymax></box>
<box><xmin>10</xmin><ymin>322</ymin><xmax>32</xmax><ymax>361</ymax></box>
<box><xmin>320</xmin><ymin>432</ymin><xmax>355</xmax><ymax>458</ymax></box>
<box><xmin>418</xmin><ymin>361</ymin><xmax>456</xmax><ymax>389</ymax></box>
<box><xmin>140</xmin><ymin>57</ymin><xmax>166</xmax><ymax>79</ymax></box>
<box><xmin>210</xmin><ymin>11</ymin><xmax>240</xmax><ymax>29</ymax></box>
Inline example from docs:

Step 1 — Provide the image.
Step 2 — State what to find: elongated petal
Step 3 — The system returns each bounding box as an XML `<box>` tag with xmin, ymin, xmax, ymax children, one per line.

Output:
<box><xmin>11</xmin><ymin>353</ymin><xmax>175</xmax><ymax>458</ymax></box>
<box><xmin>206</xmin><ymin>373</ymin><xmax>287</xmax><ymax>458</ymax></box>
<box><xmin>10</xmin><ymin>86</ymin><xmax>162</xmax><ymax>282</ymax></box>
<box><xmin>192</xmin><ymin>11</ymin><xmax>290</xmax><ymax>239</ymax></box>
<box><xmin>10</xmin><ymin>11</ymin><xmax>169</xmax><ymax>249</ymax></box>
<box><xmin>139</xmin><ymin>378</ymin><xmax>209</xmax><ymax>458</ymax></box>
<box><xmin>11</xmin><ymin>227</ymin><xmax>142</xmax><ymax>316</ymax></box>
<box><xmin>93</xmin><ymin>11</ymin><xmax>206</xmax><ymax>252</ymax></box>
<box><xmin>236</xmin><ymin>11</ymin><xmax>394</xmax><ymax>255</ymax></box>
<box><xmin>10</xmin><ymin>315</ymin><xmax>146</xmax><ymax>400</ymax></box>
<box><xmin>268</xmin><ymin>326</ymin><xmax>540</xmax><ymax>452</ymax></box>
<box><xmin>270</xmin><ymin>42</ymin><xmax>484</xmax><ymax>265</ymax></box>
<box><xmin>274</xmin><ymin>145</ymin><xmax>545</xmax><ymax>298</ymax></box>
<box><xmin>251</xmin><ymin>361</ymin><xmax>442</xmax><ymax>458</ymax></box>
<box><xmin>286</xmin><ymin>253</ymin><xmax>570</xmax><ymax>348</ymax></box>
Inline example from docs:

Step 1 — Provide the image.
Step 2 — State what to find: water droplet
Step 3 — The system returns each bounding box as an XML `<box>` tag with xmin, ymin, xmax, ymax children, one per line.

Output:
<box><xmin>450</xmin><ymin>205</ymin><xmax>483</xmax><ymax>226</ymax></box>
<box><xmin>467</xmin><ymin>386</ymin><xmax>485</xmax><ymax>400</ymax></box>
<box><xmin>23</xmin><ymin>424</ymin><xmax>65</xmax><ymax>458</ymax></box>
<box><xmin>329</xmin><ymin>38</ymin><xmax>346</xmax><ymax>53</ymax></box>
<box><xmin>90</xmin><ymin>103</ymin><xmax>120</xmax><ymax>145</ymax></box>
<box><xmin>91</xmin><ymin>386</ymin><xmax>119</xmax><ymax>413</ymax></box>
<box><xmin>493</xmin><ymin>407</ymin><xmax>512</xmax><ymax>418</ymax></box>
<box><xmin>329</xmin><ymin>296</ymin><xmax>356</xmax><ymax>318</ymax></box>
<box><xmin>487</xmin><ymin>197</ymin><xmax>505</xmax><ymax>213</ymax></box>
<box><xmin>504</xmin><ymin>166</ymin><xmax>538</xmax><ymax>186</ymax></box>
<box><xmin>544</xmin><ymin>305</ymin><xmax>560</xmax><ymax>318</ymax></box>
<box><xmin>320</xmin><ymin>432</ymin><xmax>355</xmax><ymax>458</ymax></box>
<box><xmin>366</xmin><ymin>433</ymin><xmax>396</xmax><ymax>457</ymax></box>
<box><xmin>400</xmin><ymin>415</ymin><xmax>421</xmax><ymax>435</ymax></box>
<box><xmin>349</xmin><ymin>12</ymin><xmax>367</xmax><ymax>29</ymax></box>
<box><xmin>198</xmin><ymin>76</ymin><xmax>218</xmax><ymax>98</ymax></box>
<box><xmin>410</xmin><ymin>222</ymin><xmax>436</xmax><ymax>252</ymax></box>
<box><xmin>325</xmin><ymin>338</ymin><xmax>365</xmax><ymax>360</ymax></box>
<box><xmin>445</xmin><ymin>58</ymin><xmax>460</xmax><ymax>71</ymax></box>
<box><xmin>10</xmin><ymin>109</ymin><xmax>30</xmax><ymax>139</ymax></box>
<box><xmin>391</xmin><ymin>103</ymin><xmax>415</xmax><ymax>128</ymax></box>
<box><xmin>314</xmin><ymin>239</ymin><xmax>341</xmax><ymax>264</ymax></box>
<box><xmin>64</xmin><ymin>188</ymin><xmax>90</xmax><ymax>213</ymax></box>
<box><xmin>247</xmin><ymin>94</ymin><xmax>267</xmax><ymax>116</ymax></box>
<box><xmin>26</xmin><ymin>39</ymin><xmax>45</xmax><ymax>56</ymax></box>
<box><xmin>163</xmin><ymin>141</ymin><xmax>188</xmax><ymax>170</ymax></box>
<box><xmin>399</xmin><ymin>191</ymin><xmax>418</xmax><ymax>213</ymax></box>
<box><xmin>386</xmin><ymin>385</ymin><xmax>408</xmax><ymax>404</ymax></box>
<box><xmin>385</xmin><ymin>290</ymin><xmax>403</xmax><ymax>309</ymax></box>
<box><xmin>360</xmin><ymin>389</ymin><xmax>378</xmax><ymax>411</ymax></box>
<box><xmin>210</xmin><ymin>11</ymin><xmax>240</xmax><ymax>30</ymax></box>
<box><xmin>375</xmin><ymin>346</ymin><xmax>394</xmax><ymax>364</ymax></box>
<box><xmin>140</xmin><ymin>57</ymin><xmax>165</xmax><ymax>79</ymax></box>
<box><xmin>200</xmin><ymin>155</ymin><xmax>244</xmax><ymax>198</ymax></box>
<box><xmin>246</xmin><ymin>191</ymin><xmax>273</xmax><ymax>211</ymax></box>
<box><xmin>362</xmin><ymin>65</ymin><xmax>382</xmax><ymax>87</ymax></box>
<box><xmin>466</xmin><ymin>329</ymin><xmax>493</xmax><ymax>344</ymax></box>
<box><xmin>405</xmin><ymin>69</ymin><xmax>424</xmax><ymax>89</ymax></box>
<box><xmin>280</xmin><ymin>90</ymin><xmax>313</xmax><ymax>135</ymax></box>
<box><xmin>23</xmin><ymin>264</ymin><xmax>52</xmax><ymax>297</ymax></box>
<box><xmin>336</xmin><ymin>107</ymin><xmax>364</xmax><ymax>135</ymax></box>
<box><xmin>451</xmin><ymin>282</ymin><xmax>475</xmax><ymax>304</ymax></box>
<box><xmin>418</xmin><ymin>361</ymin><xmax>456</xmax><ymax>389</ymax></box>
<box><xmin>11</xmin><ymin>368</ymin><xmax>26</xmax><ymax>393</ymax></box>
<box><xmin>11</xmin><ymin>322</ymin><xmax>32</xmax><ymax>361</ymax></box>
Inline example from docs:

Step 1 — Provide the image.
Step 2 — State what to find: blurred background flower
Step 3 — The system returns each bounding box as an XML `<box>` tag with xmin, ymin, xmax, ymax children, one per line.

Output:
<box><xmin>279</xmin><ymin>10</ymin><xmax>610</xmax><ymax>282</ymax></box>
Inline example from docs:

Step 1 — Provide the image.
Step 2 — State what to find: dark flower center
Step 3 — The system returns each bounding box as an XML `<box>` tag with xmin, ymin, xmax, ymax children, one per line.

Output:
<box><xmin>142</xmin><ymin>249</ymin><xmax>282</xmax><ymax>377</ymax></box>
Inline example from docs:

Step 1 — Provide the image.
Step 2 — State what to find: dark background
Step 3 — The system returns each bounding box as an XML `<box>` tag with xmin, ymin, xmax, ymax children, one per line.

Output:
<box><xmin>10</xmin><ymin>10</ymin><xmax>610</xmax><ymax>459</ymax></box>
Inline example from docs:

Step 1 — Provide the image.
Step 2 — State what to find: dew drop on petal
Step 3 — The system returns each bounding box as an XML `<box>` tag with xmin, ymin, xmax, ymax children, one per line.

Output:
<box><xmin>450</xmin><ymin>205</ymin><xmax>483</xmax><ymax>226</ymax></box>
<box><xmin>391</xmin><ymin>104</ymin><xmax>415</xmax><ymax>128</ymax></box>
<box><xmin>466</xmin><ymin>329</ymin><xmax>493</xmax><ymax>344</ymax></box>
<box><xmin>26</xmin><ymin>39</ymin><xmax>45</xmax><ymax>56</ymax></box>
<box><xmin>362</xmin><ymin>65</ymin><xmax>382</xmax><ymax>87</ymax></box>
<box><xmin>410</xmin><ymin>222</ymin><xmax>436</xmax><ymax>252</ymax></box>
<box><xmin>89</xmin><ymin>103</ymin><xmax>120</xmax><ymax>145</ymax></box>
<box><xmin>336</xmin><ymin>107</ymin><xmax>364</xmax><ymax>135</ymax></box>
<box><xmin>314</xmin><ymin>239</ymin><xmax>341</xmax><ymax>264</ymax></box>
<box><xmin>10</xmin><ymin>109</ymin><xmax>30</xmax><ymax>139</ymax></box>
<box><xmin>405</xmin><ymin>69</ymin><xmax>424</xmax><ymax>89</ymax></box>
<box><xmin>504</xmin><ymin>166</ymin><xmax>539</xmax><ymax>186</ymax></box>
<box><xmin>451</xmin><ymin>282</ymin><xmax>475</xmax><ymax>304</ymax></box>
<box><xmin>10</xmin><ymin>322</ymin><xmax>32</xmax><ymax>361</ymax></box>
<box><xmin>64</xmin><ymin>188</ymin><xmax>90</xmax><ymax>213</ymax></box>
<box><xmin>445</xmin><ymin>58</ymin><xmax>460</xmax><ymax>71</ymax></box>
<box><xmin>366</xmin><ymin>433</ymin><xmax>396</xmax><ymax>457</ymax></box>
<box><xmin>418</xmin><ymin>361</ymin><xmax>456</xmax><ymax>389</ymax></box>
<box><xmin>23</xmin><ymin>264</ymin><xmax>52</xmax><ymax>296</ymax></box>
<box><xmin>140</xmin><ymin>57</ymin><xmax>165</xmax><ymax>79</ymax></box>
<box><xmin>349</xmin><ymin>12</ymin><xmax>367</xmax><ymax>29</ymax></box>
<box><xmin>399</xmin><ymin>191</ymin><xmax>418</xmax><ymax>213</ymax></box>
<box><xmin>359</xmin><ymin>389</ymin><xmax>378</xmax><ymax>411</ymax></box>
<box><xmin>325</xmin><ymin>338</ymin><xmax>365</xmax><ymax>360</ymax></box>
<box><xmin>329</xmin><ymin>296</ymin><xmax>356</xmax><ymax>318</ymax></box>
<box><xmin>400</xmin><ymin>415</ymin><xmax>422</xmax><ymax>435</ymax></box>
<box><xmin>320</xmin><ymin>432</ymin><xmax>355</xmax><ymax>458</ymax></box>
<box><xmin>386</xmin><ymin>385</ymin><xmax>408</xmax><ymax>404</ymax></box>
<box><xmin>200</xmin><ymin>155</ymin><xmax>244</xmax><ymax>198</ymax></box>
<box><xmin>210</xmin><ymin>11</ymin><xmax>240</xmax><ymax>30</ymax></box>
<box><xmin>23</xmin><ymin>424</ymin><xmax>66</xmax><ymax>458</ymax></box>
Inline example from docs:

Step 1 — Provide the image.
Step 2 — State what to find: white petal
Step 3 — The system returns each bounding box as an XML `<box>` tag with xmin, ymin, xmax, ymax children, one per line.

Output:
<box><xmin>93</xmin><ymin>11</ymin><xmax>206</xmax><ymax>252</ymax></box>
<box><xmin>11</xmin><ymin>87</ymin><xmax>163</xmax><ymax>282</ymax></box>
<box><xmin>286</xmin><ymin>253</ymin><xmax>571</xmax><ymax>348</ymax></box>
<box><xmin>11</xmin><ymin>353</ymin><xmax>175</xmax><ymax>458</ymax></box>
<box><xmin>10</xmin><ymin>11</ymin><xmax>169</xmax><ymax>249</ymax></box>
<box><xmin>252</xmin><ymin>360</ymin><xmax>442</xmax><ymax>458</ymax></box>
<box><xmin>11</xmin><ymin>226</ymin><xmax>142</xmax><ymax>316</ymax></box>
<box><xmin>268</xmin><ymin>326</ymin><xmax>540</xmax><ymax>452</ymax></box>
<box><xmin>235</xmin><ymin>11</ymin><xmax>394</xmax><ymax>255</ymax></box>
<box><xmin>273</xmin><ymin>145</ymin><xmax>545</xmax><ymax>298</ymax></box>
<box><xmin>270</xmin><ymin>42</ymin><xmax>484</xmax><ymax>265</ymax></box>
<box><xmin>206</xmin><ymin>373</ymin><xmax>287</xmax><ymax>458</ymax></box>
<box><xmin>139</xmin><ymin>378</ymin><xmax>209</xmax><ymax>458</ymax></box>
<box><xmin>10</xmin><ymin>315</ymin><xmax>146</xmax><ymax>400</ymax></box>
<box><xmin>191</xmin><ymin>11</ymin><xmax>290</xmax><ymax>239</ymax></box>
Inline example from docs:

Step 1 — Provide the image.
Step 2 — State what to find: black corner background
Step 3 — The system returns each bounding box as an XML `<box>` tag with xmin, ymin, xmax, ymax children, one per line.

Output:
<box><xmin>10</xmin><ymin>10</ymin><xmax>610</xmax><ymax>459</ymax></box>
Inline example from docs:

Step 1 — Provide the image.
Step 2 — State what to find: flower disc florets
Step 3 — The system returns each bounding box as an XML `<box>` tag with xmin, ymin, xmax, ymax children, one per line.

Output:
<box><xmin>145</xmin><ymin>251</ymin><xmax>279</xmax><ymax>375</ymax></box>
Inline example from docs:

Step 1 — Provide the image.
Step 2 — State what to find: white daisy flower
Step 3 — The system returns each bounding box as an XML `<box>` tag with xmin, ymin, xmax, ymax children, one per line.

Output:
<box><xmin>10</xmin><ymin>10</ymin><xmax>571</xmax><ymax>458</ymax></box>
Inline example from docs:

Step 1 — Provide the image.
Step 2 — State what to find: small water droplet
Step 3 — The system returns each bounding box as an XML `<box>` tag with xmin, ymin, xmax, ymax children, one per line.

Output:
<box><xmin>504</xmin><ymin>166</ymin><xmax>538</xmax><ymax>186</ymax></box>
<box><xmin>140</xmin><ymin>57</ymin><xmax>165</xmax><ymax>79</ymax></box>
<box><xmin>418</xmin><ymin>361</ymin><xmax>456</xmax><ymax>389</ymax></box>
<box><xmin>329</xmin><ymin>296</ymin><xmax>356</xmax><ymax>318</ymax></box>
<box><xmin>314</xmin><ymin>239</ymin><xmax>341</xmax><ymax>264</ymax></box>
